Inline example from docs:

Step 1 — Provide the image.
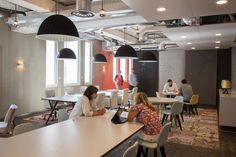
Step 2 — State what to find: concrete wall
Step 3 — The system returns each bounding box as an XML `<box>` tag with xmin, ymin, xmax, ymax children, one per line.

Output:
<box><xmin>232</xmin><ymin>47</ymin><xmax>236</xmax><ymax>88</ymax></box>
<box><xmin>159</xmin><ymin>49</ymin><xmax>186</xmax><ymax>92</ymax></box>
<box><xmin>0</xmin><ymin>20</ymin><xmax>46</xmax><ymax>117</ymax></box>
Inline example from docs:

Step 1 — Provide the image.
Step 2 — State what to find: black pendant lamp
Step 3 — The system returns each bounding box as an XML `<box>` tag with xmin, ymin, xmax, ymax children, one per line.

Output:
<box><xmin>93</xmin><ymin>53</ymin><xmax>107</xmax><ymax>63</ymax></box>
<box><xmin>57</xmin><ymin>48</ymin><xmax>76</xmax><ymax>60</ymax></box>
<box><xmin>36</xmin><ymin>1</ymin><xmax>79</xmax><ymax>41</ymax></box>
<box><xmin>139</xmin><ymin>52</ymin><xmax>157</xmax><ymax>62</ymax></box>
<box><xmin>115</xmin><ymin>27</ymin><xmax>138</xmax><ymax>59</ymax></box>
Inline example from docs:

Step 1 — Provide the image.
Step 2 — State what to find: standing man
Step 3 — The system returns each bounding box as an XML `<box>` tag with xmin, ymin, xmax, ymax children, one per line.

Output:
<box><xmin>114</xmin><ymin>70</ymin><xmax>124</xmax><ymax>90</ymax></box>
<box><xmin>163</xmin><ymin>79</ymin><xmax>179</xmax><ymax>97</ymax></box>
<box><xmin>179</xmin><ymin>79</ymin><xmax>193</xmax><ymax>102</ymax></box>
<box><xmin>129</xmin><ymin>68</ymin><xmax>138</xmax><ymax>90</ymax></box>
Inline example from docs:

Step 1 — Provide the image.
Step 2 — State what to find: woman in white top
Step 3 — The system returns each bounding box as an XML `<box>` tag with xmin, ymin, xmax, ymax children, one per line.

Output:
<box><xmin>69</xmin><ymin>85</ymin><xmax>106</xmax><ymax>119</ymax></box>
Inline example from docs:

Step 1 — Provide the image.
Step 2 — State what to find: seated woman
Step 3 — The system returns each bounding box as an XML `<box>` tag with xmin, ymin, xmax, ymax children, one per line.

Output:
<box><xmin>69</xmin><ymin>85</ymin><xmax>106</xmax><ymax>119</ymax></box>
<box><xmin>128</xmin><ymin>92</ymin><xmax>162</xmax><ymax>142</ymax></box>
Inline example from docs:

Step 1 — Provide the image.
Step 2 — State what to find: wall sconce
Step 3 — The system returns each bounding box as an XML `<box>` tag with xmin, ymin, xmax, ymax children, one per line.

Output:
<box><xmin>16</xmin><ymin>60</ymin><xmax>24</xmax><ymax>70</ymax></box>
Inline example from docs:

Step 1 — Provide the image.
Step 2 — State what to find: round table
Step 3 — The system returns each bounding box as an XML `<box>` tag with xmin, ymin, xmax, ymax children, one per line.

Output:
<box><xmin>148</xmin><ymin>97</ymin><xmax>178</xmax><ymax>104</ymax></box>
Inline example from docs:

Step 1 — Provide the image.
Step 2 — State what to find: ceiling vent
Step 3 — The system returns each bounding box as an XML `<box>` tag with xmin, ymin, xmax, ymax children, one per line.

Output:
<box><xmin>71</xmin><ymin>0</ymin><xmax>95</xmax><ymax>18</ymax></box>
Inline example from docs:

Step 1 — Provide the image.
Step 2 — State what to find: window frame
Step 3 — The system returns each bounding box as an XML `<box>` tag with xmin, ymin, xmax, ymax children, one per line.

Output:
<box><xmin>84</xmin><ymin>41</ymin><xmax>93</xmax><ymax>85</ymax></box>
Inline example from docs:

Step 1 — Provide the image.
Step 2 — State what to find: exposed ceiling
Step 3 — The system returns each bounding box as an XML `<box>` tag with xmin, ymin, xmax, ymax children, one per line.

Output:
<box><xmin>0</xmin><ymin>0</ymin><xmax>236</xmax><ymax>50</ymax></box>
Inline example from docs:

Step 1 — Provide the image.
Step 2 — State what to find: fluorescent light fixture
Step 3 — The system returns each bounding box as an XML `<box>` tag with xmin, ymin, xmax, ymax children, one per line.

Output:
<box><xmin>187</xmin><ymin>42</ymin><xmax>192</xmax><ymax>45</ymax></box>
<box><xmin>215</xmin><ymin>46</ymin><xmax>220</xmax><ymax>49</ymax></box>
<box><xmin>157</xmin><ymin>7</ymin><xmax>166</xmax><ymax>12</ymax></box>
<box><xmin>191</xmin><ymin>47</ymin><xmax>196</xmax><ymax>50</ymax></box>
<box><xmin>215</xmin><ymin>41</ymin><xmax>221</xmax><ymax>44</ymax></box>
<box><xmin>215</xmin><ymin>33</ymin><xmax>222</xmax><ymax>36</ymax></box>
<box><xmin>181</xmin><ymin>35</ymin><xmax>186</xmax><ymax>38</ymax></box>
<box><xmin>216</xmin><ymin>0</ymin><xmax>228</xmax><ymax>5</ymax></box>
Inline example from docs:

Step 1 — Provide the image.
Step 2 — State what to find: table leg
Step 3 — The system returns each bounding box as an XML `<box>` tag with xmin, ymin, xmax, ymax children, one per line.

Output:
<box><xmin>46</xmin><ymin>101</ymin><xmax>58</xmax><ymax>125</ymax></box>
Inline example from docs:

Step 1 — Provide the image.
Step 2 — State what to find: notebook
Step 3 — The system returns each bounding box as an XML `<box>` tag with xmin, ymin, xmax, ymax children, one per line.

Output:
<box><xmin>111</xmin><ymin>108</ymin><xmax>128</xmax><ymax>124</ymax></box>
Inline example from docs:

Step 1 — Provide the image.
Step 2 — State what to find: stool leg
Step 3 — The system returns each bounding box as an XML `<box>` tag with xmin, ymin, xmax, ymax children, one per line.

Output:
<box><xmin>177</xmin><ymin>115</ymin><xmax>182</xmax><ymax>130</ymax></box>
<box><xmin>154</xmin><ymin>148</ymin><xmax>158</xmax><ymax>157</ymax></box>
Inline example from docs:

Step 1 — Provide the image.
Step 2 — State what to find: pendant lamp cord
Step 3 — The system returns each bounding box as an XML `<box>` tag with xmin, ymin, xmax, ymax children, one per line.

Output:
<box><xmin>102</xmin><ymin>0</ymin><xmax>104</xmax><ymax>9</ymax></box>
<box><xmin>14</xmin><ymin>4</ymin><xmax>17</xmax><ymax>22</ymax></box>
<box><xmin>123</xmin><ymin>27</ymin><xmax>127</xmax><ymax>45</ymax></box>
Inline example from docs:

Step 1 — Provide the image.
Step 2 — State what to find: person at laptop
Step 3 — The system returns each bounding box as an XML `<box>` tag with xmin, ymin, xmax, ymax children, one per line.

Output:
<box><xmin>69</xmin><ymin>85</ymin><xmax>106</xmax><ymax>119</ymax></box>
<box><xmin>128</xmin><ymin>92</ymin><xmax>162</xmax><ymax>142</ymax></box>
<box><xmin>162</xmin><ymin>79</ymin><xmax>179</xmax><ymax>98</ymax></box>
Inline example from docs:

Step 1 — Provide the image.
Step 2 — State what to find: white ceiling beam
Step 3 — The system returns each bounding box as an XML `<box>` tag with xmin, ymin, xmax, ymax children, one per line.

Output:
<box><xmin>6</xmin><ymin>0</ymin><xmax>55</xmax><ymax>12</ymax></box>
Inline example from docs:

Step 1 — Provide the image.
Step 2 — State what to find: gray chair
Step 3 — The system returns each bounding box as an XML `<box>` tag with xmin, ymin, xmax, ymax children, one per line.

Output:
<box><xmin>96</xmin><ymin>93</ymin><xmax>105</xmax><ymax>109</ymax></box>
<box><xmin>0</xmin><ymin>104</ymin><xmax>18</xmax><ymax>137</ymax></box>
<box><xmin>118</xmin><ymin>88</ymin><xmax>129</xmax><ymax>106</ymax></box>
<box><xmin>104</xmin><ymin>90</ymin><xmax>118</xmax><ymax>109</ymax></box>
<box><xmin>122</xmin><ymin>141</ymin><xmax>139</xmax><ymax>157</ymax></box>
<box><xmin>13</xmin><ymin>123</ymin><xmax>35</xmax><ymax>135</ymax></box>
<box><xmin>57</xmin><ymin>109</ymin><xmax>69</xmax><ymax>122</ymax></box>
<box><xmin>137</xmin><ymin>122</ymin><xmax>172</xmax><ymax>157</ymax></box>
<box><xmin>162</xmin><ymin>101</ymin><xmax>183</xmax><ymax>130</ymax></box>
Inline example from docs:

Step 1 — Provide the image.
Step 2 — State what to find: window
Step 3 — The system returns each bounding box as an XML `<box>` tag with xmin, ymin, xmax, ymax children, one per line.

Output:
<box><xmin>113</xmin><ymin>57</ymin><xmax>117</xmax><ymax>80</ymax></box>
<box><xmin>46</xmin><ymin>41</ymin><xmax>57</xmax><ymax>87</ymax></box>
<box><xmin>120</xmin><ymin>59</ymin><xmax>127</xmax><ymax>80</ymax></box>
<box><xmin>64</xmin><ymin>41</ymin><xmax>79</xmax><ymax>85</ymax></box>
<box><xmin>84</xmin><ymin>41</ymin><xmax>92</xmax><ymax>84</ymax></box>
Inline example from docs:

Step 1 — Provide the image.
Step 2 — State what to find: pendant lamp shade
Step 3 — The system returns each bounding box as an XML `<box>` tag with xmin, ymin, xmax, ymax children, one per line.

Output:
<box><xmin>115</xmin><ymin>45</ymin><xmax>138</xmax><ymax>59</ymax></box>
<box><xmin>93</xmin><ymin>53</ymin><xmax>107</xmax><ymax>63</ymax></box>
<box><xmin>139</xmin><ymin>52</ymin><xmax>157</xmax><ymax>62</ymax></box>
<box><xmin>57</xmin><ymin>48</ymin><xmax>76</xmax><ymax>60</ymax></box>
<box><xmin>36</xmin><ymin>14</ymin><xmax>79</xmax><ymax>41</ymax></box>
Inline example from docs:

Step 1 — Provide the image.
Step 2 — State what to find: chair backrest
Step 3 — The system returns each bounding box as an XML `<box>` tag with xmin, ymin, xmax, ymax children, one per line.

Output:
<box><xmin>156</xmin><ymin>92</ymin><xmax>161</xmax><ymax>99</ymax></box>
<box><xmin>175</xmin><ymin>96</ymin><xmax>184</xmax><ymax>102</ymax></box>
<box><xmin>80</xmin><ymin>86</ymin><xmax>88</xmax><ymax>94</ymax></box>
<box><xmin>122</xmin><ymin>141</ymin><xmax>138</xmax><ymax>157</ymax></box>
<box><xmin>64</xmin><ymin>86</ymin><xmax>75</xmax><ymax>95</ymax></box>
<box><xmin>4</xmin><ymin>104</ymin><xmax>18</xmax><ymax>123</ymax></box>
<box><xmin>57</xmin><ymin>109</ymin><xmax>69</xmax><ymax>122</ymax></box>
<box><xmin>13</xmin><ymin>123</ymin><xmax>35</xmax><ymax>135</ymax></box>
<box><xmin>45</xmin><ymin>90</ymin><xmax>56</xmax><ymax>97</ymax></box>
<box><xmin>96</xmin><ymin>93</ymin><xmax>105</xmax><ymax>108</ymax></box>
<box><xmin>110</xmin><ymin>90</ymin><xmax>118</xmax><ymax>108</ymax></box>
<box><xmin>122</xmin><ymin>89</ymin><xmax>129</xmax><ymax>105</ymax></box>
<box><xmin>157</xmin><ymin>122</ymin><xmax>172</xmax><ymax>147</ymax></box>
<box><xmin>171</xmin><ymin>101</ymin><xmax>183</xmax><ymax>115</ymax></box>
<box><xmin>190</xmin><ymin>94</ymin><xmax>199</xmax><ymax>105</ymax></box>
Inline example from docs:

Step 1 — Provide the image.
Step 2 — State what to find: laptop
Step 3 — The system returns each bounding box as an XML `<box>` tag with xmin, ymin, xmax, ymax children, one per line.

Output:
<box><xmin>111</xmin><ymin>108</ymin><xmax>128</xmax><ymax>124</ymax></box>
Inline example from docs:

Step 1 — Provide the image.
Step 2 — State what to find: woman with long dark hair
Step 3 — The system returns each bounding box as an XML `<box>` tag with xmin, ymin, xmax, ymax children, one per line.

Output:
<box><xmin>69</xmin><ymin>85</ymin><xmax>106</xmax><ymax>119</ymax></box>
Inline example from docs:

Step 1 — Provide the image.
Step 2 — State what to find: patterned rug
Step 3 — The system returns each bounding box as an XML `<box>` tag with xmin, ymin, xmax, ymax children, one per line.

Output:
<box><xmin>167</xmin><ymin>108</ymin><xmax>219</xmax><ymax>149</ymax></box>
<box><xmin>23</xmin><ymin>113</ymin><xmax>58</xmax><ymax>126</ymax></box>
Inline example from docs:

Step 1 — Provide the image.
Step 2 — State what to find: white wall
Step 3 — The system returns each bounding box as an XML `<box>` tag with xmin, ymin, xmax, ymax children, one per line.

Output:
<box><xmin>159</xmin><ymin>49</ymin><xmax>186</xmax><ymax>91</ymax></box>
<box><xmin>232</xmin><ymin>47</ymin><xmax>236</xmax><ymax>88</ymax></box>
<box><xmin>0</xmin><ymin>20</ymin><xmax>46</xmax><ymax>117</ymax></box>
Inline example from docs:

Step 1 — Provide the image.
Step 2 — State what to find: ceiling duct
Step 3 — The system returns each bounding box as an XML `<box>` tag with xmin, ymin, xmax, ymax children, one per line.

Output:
<box><xmin>71</xmin><ymin>0</ymin><xmax>95</xmax><ymax>18</ymax></box>
<box><xmin>182</xmin><ymin>17</ymin><xmax>200</xmax><ymax>26</ymax></box>
<box><xmin>139</xmin><ymin>30</ymin><xmax>167</xmax><ymax>43</ymax></box>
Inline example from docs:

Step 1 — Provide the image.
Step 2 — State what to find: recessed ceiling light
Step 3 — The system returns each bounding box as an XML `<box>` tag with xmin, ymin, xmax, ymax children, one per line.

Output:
<box><xmin>215</xmin><ymin>33</ymin><xmax>222</xmax><ymax>36</ymax></box>
<box><xmin>215</xmin><ymin>41</ymin><xmax>221</xmax><ymax>43</ymax></box>
<box><xmin>187</xmin><ymin>42</ymin><xmax>192</xmax><ymax>45</ymax></box>
<box><xmin>215</xmin><ymin>46</ymin><xmax>220</xmax><ymax>49</ymax></box>
<box><xmin>216</xmin><ymin>0</ymin><xmax>228</xmax><ymax>5</ymax></box>
<box><xmin>191</xmin><ymin>47</ymin><xmax>196</xmax><ymax>50</ymax></box>
<box><xmin>181</xmin><ymin>35</ymin><xmax>186</xmax><ymax>38</ymax></box>
<box><xmin>157</xmin><ymin>7</ymin><xmax>166</xmax><ymax>12</ymax></box>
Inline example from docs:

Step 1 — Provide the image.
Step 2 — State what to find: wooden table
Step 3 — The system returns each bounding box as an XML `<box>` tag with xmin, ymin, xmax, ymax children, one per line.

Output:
<box><xmin>148</xmin><ymin>97</ymin><xmax>178</xmax><ymax>104</ymax></box>
<box><xmin>42</xmin><ymin>95</ymin><xmax>80</xmax><ymax>125</ymax></box>
<box><xmin>0</xmin><ymin>112</ymin><xmax>143</xmax><ymax>157</ymax></box>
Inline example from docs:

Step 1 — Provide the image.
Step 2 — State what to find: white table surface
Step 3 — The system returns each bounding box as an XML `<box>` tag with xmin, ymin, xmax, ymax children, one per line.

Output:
<box><xmin>0</xmin><ymin>112</ymin><xmax>143</xmax><ymax>157</ymax></box>
<box><xmin>148</xmin><ymin>97</ymin><xmax>178</xmax><ymax>104</ymax></box>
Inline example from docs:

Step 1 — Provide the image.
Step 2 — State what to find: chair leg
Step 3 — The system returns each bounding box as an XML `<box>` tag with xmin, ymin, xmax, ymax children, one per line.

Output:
<box><xmin>160</xmin><ymin>146</ymin><xmax>166</xmax><ymax>157</ymax></box>
<box><xmin>180</xmin><ymin>112</ymin><xmax>184</xmax><ymax>122</ymax></box>
<box><xmin>194</xmin><ymin>105</ymin><xmax>198</xmax><ymax>115</ymax></box>
<box><xmin>154</xmin><ymin>148</ymin><xmax>158</xmax><ymax>157</ymax></box>
<box><xmin>145</xmin><ymin>148</ymin><xmax>149</xmax><ymax>157</ymax></box>
<box><xmin>165</xmin><ymin>115</ymin><xmax>169</xmax><ymax>121</ymax></box>
<box><xmin>162</xmin><ymin>114</ymin><xmax>166</xmax><ymax>125</ymax></box>
<box><xmin>136</xmin><ymin>146</ymin><xmax>145</xmax><ymax>157</ymax></box>
<box><xmin>177</xmin><ymin>115</ymin><xmax>182</xmax><ymax>130</ymax></box>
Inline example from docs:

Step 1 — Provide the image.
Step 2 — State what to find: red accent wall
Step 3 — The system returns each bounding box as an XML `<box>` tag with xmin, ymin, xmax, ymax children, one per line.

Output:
<box><xmin>92</xmin><ymin>41</ymin><xmax>129</xmax><ymax>90</ymax></box>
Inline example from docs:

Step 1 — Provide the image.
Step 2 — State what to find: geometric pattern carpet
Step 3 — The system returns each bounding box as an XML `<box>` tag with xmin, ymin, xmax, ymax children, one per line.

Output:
<box><xmin>167</xmin><ymin>108</ymin><xmax>219</xmax><ymax>150</ymax></box>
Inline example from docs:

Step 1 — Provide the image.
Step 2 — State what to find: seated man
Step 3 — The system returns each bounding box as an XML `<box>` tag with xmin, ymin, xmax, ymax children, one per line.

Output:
<box><xmin>179</xmin><ymin>79</ymin><xmax>193</xmax><ymax>102</ymax></box>
<box><xmin>162</xmin><ymin>79</ymin><xmax>179</xmax><ymax>98</ymax></box>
